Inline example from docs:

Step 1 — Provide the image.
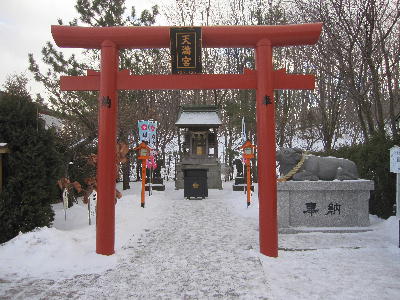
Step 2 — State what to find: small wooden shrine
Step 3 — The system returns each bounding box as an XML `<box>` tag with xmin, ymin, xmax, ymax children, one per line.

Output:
<box><xmin>175</xmin><ymin>105</ymin><xmax>222</xmax><ymax>190</ymax></box>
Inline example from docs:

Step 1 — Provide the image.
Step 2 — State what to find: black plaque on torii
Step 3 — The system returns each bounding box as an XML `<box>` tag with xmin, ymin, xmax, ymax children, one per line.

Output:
<box><xmin>170</xmin><ymin>27</ymin><xmax>202</xmax><ymax>74</ymax></box>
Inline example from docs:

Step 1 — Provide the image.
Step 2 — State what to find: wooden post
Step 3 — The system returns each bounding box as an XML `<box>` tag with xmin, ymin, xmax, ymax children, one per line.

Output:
<box><xmin>397</xmin><ymin>173</ymin><xmax>400</xmax><ymax>248</ymax></box>
<box><xmin>96</xmin><ymin>40</ymin><xmax>118</xmax><ymax>256</ymax></box>
<box><xmin>246</xmin><ymin>159</ymin><xmax>251</xmax><ymax>207</ymax></box>
<box><xmin>214</xmin><ymin>128</ymin><xmax>218</xmax><ymax>158</ymax></box>
<box><xmin>256</xmin><ymin>39</ymin><xmax>278</xmax><ymax>257</ymax></box>
<box><xmin>0</xmin><ymin>155</ymin><xmax>3</xmax><ymax>194</ymax></box>
<box><xmin>141</xmin><ymin>159</ymin><xmax>146</xmax><ymax>208</ymax></box>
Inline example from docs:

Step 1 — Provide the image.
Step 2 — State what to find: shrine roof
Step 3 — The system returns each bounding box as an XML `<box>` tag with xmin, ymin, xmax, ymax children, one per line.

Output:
<box><xmin>175</xmin><ymin>106</ymin><xmax>222</xmax><ymax>128</ymax></box>
<box><xmin>0</xmin><ymin>143</ymin><xmax>10</xmax><ymax>154</ymax></box>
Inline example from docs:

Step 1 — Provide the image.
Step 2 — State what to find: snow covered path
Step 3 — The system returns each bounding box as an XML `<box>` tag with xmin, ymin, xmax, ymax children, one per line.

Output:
<box><xmin>0</xmin><ymin>186</ymin><xmax>270</xmax><ymax>299</ymax></box>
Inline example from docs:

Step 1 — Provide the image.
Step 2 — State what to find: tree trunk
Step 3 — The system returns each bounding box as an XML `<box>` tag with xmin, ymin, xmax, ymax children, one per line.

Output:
<box><xmin>136</xmin><ymin>158</ymin><xmax>141</xmax><ymax>181</ymax></box>
<box><xmin>122</xmin><ymin>156</ymin><xmax>130</xmax><ymax>190</ymax></box>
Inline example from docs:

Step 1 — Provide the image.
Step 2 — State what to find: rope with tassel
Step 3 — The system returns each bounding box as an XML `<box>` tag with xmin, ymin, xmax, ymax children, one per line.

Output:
<box><xmin>277</xmin><ymin>151</ymin><xmax>308</xmax><ymax>182</ymax></box>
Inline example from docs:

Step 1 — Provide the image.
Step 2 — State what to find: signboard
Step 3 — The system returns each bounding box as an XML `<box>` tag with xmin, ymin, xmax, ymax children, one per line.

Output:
<box><xmin>170</xmin><ymin>27</ymin><xmax>202</xmax><ymax>74</ymax></box>
<box><xmin>62</xmin><ymin>188</ymin><xmax>68</xmax><ymax>221</ymax></box>
<box><xmin>88</xmin><ymin>190</ymin><xmax>97</xmax><ymax>225</ymax></box>
<box><xmin>390</xmin><ymin>145</ymin><xmax>400</xmax><ymax>173</ymax></box>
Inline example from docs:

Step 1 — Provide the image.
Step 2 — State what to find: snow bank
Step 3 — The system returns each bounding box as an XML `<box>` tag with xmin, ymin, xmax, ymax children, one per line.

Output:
<box><xmin>0</xmin><ymin>183</ymin><xmax>172</xmax><ymax>280</ymax></box>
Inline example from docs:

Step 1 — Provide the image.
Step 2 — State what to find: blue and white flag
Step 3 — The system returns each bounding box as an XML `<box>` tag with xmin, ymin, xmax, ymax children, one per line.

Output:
<box><xmin>138</xmin><ymin>120</ymin><xmax>149</xmax><ymax>143</ymax></box>
<box><xmin>148</xmin><ymin>120</ymin><xmax>157</xmax><ymax>148</ymax></box>
<box><xmin>241</xmin><ymin>117</ymin><xmax>246</xmax><ymax>144</ymax></box>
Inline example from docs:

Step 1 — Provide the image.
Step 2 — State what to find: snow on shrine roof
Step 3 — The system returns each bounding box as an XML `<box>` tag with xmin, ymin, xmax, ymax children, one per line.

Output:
<box><xmin>175</xmin><ymin>106</ymin><xmax>222</xmax><ymax>127</ymax></box>
<box><xmin>0</xmin><ymin>143</ymin><xmax>10</xmax><ymax>153</ymax></box>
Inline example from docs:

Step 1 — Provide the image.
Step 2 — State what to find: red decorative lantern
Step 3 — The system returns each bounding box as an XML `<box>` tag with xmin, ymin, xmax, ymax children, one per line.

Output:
<box><xmin>242</xmin><ymin>140</ymin><xmax>256</xmax><ymax>160</ymax></box>
<box><xmin>135</xmin><ymin>142</ymin><xmax>151</xmax><ymax>160</ymax></box>
<box><xmin>241</xmin><ymin>140</ymin><xmax>256</xmax><ymax>207</ymax></box>
<box><xmin>134</xmin><ymin>142</ymin><xmax>152</xmax><ymax>207</ymax></box>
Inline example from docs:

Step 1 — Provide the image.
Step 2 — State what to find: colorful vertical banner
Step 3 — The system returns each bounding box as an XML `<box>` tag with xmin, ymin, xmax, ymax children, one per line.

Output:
<box><xmin>138</xmin><ymin>120</ymin><xmax>149</xmax><ymax>143</ymax></box>
<box><xmin>147</xmin><ymin>149</ymin><xmax>158</xmax><ymax>170</ymax></box>
<box><xmin>148</xmin><ymin>120</ymin><xmax>157</xmax><ymax>148</ymax></box>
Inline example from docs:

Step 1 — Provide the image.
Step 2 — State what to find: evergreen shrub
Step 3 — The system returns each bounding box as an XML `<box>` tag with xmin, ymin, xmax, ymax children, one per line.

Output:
<box><xmin>319</xmin><ymin>134</ymin><xmax>399</xmax><ymax>219</ymax></box>
<box><xmin>0</xmin><ymin>93</ymin><xmax>64</xmax><ymax>243</ymax></box>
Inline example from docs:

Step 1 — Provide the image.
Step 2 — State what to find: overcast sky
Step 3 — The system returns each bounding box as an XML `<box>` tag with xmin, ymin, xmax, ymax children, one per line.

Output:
<box><xmin>0</xmin><ymin>0</ymin><xmax>160</xmax><ymax>97</ymax></box>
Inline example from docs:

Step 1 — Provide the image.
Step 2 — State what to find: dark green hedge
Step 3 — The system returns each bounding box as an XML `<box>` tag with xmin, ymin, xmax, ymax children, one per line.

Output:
<box><xmin>318</xmin><ymin>134</ymin><xmax>399</xmax><ymax>219</ymax></box>
<box><xmin>0</xmin><ymin>93</ymin><xmax>64</xmax><ymax>243</ymax></box>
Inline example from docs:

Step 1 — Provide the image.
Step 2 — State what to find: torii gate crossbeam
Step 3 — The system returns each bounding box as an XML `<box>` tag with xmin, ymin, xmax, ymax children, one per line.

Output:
<box><xmin>52</xmin><ymin>23</ymin><xmax>322</xmax><ymax>258</ymax></box>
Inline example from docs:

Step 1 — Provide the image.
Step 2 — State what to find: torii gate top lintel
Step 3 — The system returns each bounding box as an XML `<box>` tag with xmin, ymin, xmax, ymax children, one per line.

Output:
<box><xmin>51</xmin><ymin>23</ymin><xmax>322</xmax><ymax>49</ymax></box>
<box><xmin>53</xmin><ymin>23</ymin><xmax>322</xmax><ymax>92</ymax></box>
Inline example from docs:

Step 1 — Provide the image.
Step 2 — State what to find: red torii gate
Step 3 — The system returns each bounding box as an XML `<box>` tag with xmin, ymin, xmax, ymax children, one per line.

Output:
<box><xmin>52</xmin><ymin>23</ymin><xmax>322</xmax><ymax>258</ymax></box>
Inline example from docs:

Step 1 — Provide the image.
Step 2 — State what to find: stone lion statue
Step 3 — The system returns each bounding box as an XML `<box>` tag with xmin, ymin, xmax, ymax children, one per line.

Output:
<box><xmin>276</xmin><ymin>148</ymin><xmax>359</xmax><ymax>181</ymax></box>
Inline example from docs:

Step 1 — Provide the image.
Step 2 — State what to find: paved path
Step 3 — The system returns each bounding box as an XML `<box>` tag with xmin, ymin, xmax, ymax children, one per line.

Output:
<box><xmin>0</xmin><ymin>188</ymin><xmax>270</xmax><ymax>299</ymax></box>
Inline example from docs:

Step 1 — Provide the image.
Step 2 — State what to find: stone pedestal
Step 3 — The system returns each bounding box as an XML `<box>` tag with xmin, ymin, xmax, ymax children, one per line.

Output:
<box><xmin>145</xmin><ymin>177</ymin><xmax>165</xmax><ymax>191</ymax></box>
<box><xmin>175</xmin><ymin>158</ymin><xmax>222</xmax><ymax>190</ymax></box>
<box><xmin>277</xmin><ymin>180</ymin><xmax>374</xmax><ymax>229</ymax></box>
<box><xmin>232</xmin><ymin>177</ymin><xmax>254</xmax><ymax>191</ymax></box>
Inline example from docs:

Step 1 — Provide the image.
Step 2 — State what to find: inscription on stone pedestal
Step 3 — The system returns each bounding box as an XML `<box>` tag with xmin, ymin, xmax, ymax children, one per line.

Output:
<box><xmin>278</xmin><ymin>181</ymin><xmax>374</xmax><ymax>228</ymax></box>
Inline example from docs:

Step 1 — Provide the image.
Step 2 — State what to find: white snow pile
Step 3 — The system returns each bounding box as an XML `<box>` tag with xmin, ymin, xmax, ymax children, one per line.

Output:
<box><xmin>0</xmin><ymin>183</ymin><xmax>171</xmax><ymax>279</ymax></box>
<box><xmin>0</xmin><ymin>182</ymin><xmax>399</xmax><ymax>299</ymax></box>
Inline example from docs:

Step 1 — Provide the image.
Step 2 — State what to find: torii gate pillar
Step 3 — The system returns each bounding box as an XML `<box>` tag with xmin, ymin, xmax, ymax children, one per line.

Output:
<box><xmin>96</xmin><ymin>40</ymin><xmax>118</xmax><ymax>255</ymax></box>
<box><xmin>256</xmin><ymin>39</ymin><xmax>277</xmax><ymax>256</ymax></box>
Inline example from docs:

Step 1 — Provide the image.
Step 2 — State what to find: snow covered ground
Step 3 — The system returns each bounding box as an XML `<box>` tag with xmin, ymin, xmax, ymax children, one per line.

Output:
<box><xmin>0</xmin><ymin>181</ymin><xmax>399</xmax><ymax>299</ymax></box>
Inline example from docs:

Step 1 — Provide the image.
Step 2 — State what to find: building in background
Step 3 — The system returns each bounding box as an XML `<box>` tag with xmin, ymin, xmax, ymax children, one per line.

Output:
<box><xmin>175</xmin><ymin>105</ymin><xmax>222</xmax><ymax>190</ymax></box>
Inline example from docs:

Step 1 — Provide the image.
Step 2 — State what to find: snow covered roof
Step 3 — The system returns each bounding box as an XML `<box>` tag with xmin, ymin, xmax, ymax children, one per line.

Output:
<box><xmin>175</xmin><ymin>106</ymin><xmax>222</xmax><ymax>128</ymax></box>
<box><xmin>0</xmin><ymin>143</ymin><xmax>10</xmax><ymax>154</ymax></box>
<box><xmin>39</xmin><ymin>113</ymin><xmax>63</xmax><ymax>130</ymax></box>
